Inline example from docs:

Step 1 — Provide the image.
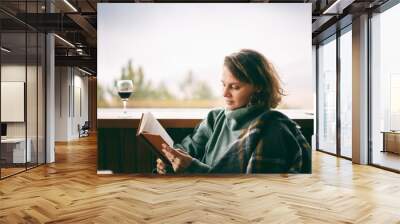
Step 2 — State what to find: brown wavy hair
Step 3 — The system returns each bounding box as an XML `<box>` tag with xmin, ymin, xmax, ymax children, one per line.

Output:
<box><xmin>224</xmin><ymin>49</ymin><xmax>285</xmax><ymax>109</ymax></box>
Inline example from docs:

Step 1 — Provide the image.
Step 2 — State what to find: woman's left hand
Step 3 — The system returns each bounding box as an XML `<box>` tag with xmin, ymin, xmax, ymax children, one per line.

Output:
<box><xmin>161</xmin><ymin>144</ymin><xmax>193</xmax><ymax>173</ymax></box>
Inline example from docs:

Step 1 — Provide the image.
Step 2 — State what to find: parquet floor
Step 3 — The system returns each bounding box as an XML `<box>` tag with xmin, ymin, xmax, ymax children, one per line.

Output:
<box><xmin>1</xmin><ymin>167</ymin><xmax>26</xmax><ymax>178</ymax></box>
<box><xmin>1</xmin><ymin>135</ymin><xmax>400</xmax><ymax>223</ymax></box>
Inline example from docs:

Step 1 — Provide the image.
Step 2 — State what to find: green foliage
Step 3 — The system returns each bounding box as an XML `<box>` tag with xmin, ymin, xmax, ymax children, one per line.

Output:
<box><xmin>97</xmin><ymin>83</ymin><xmax>108</xmax><ymax>107</ymax></box>
<box><xmin>192</xmin><ymin>82</ymin><xmax>215</xmax><ymax>100</ymax></box>
<box><xmin>106</xmin><ymin>60</ymin><xmax>176</xmax><ymax>101</ymax></box>
<box><xmin>97</xmin><ymin>59</ymin><xmax>216</xmax><ymax>107</ymax></box>
<box><xmin>156</xmin><ymin>82</ymin><xmax>175</xmax><ymax>100</ymax></box>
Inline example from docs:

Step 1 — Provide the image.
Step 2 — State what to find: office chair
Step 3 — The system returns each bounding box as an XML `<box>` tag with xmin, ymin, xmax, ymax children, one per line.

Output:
<box><xmin>79</xmin><ymin>121</ymin><xmax>90</xmax><ymax>138</ymax></box>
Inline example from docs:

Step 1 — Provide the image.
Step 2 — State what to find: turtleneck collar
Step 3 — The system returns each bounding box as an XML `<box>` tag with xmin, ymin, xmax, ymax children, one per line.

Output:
<box><xmin>224</xmin><ymin>104</ymin><xmax>266</xmax><ymax>130</ymax></box>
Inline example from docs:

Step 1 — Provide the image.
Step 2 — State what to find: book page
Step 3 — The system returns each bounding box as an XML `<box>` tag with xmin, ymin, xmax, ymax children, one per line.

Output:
<box><xmin>138</xmin><ymin>112</ymin><xmax>174</xmax><ymax>147</ymax></box>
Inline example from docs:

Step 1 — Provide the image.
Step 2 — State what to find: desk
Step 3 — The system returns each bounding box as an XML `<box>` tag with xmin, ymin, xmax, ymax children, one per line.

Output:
<box><xmin>382</xmin><ymin>131</ymin><xmax>400</xmax><ymax>154</ymax></box>
<box><xmin>1</xmin><ymin>138</ymin><xmax>31</xmax><ymax>163</ymax></box>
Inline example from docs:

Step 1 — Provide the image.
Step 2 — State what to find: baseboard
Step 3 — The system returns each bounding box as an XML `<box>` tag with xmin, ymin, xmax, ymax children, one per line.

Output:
<box><xmin>97</xmin><ymin>170</ymin><xmax>113</xmax><ymax>175</ymax></box>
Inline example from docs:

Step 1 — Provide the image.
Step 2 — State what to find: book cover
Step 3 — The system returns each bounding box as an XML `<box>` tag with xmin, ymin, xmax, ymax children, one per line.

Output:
<box><xmin>136</xmin><ymin>112</ymin><xmax>174</xmax><ymax>166</ymax></box>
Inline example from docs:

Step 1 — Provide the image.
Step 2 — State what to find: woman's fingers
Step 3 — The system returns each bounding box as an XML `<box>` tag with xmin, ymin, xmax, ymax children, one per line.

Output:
<box><xmin>156</xmin><ymin>158</ymin><xmax>165</xmax><ymax>168</ymax></box>
<box><xmin>161</xmin><ymin>144</ymin><xmax>181</xmax><ymax>171</ymax></box>
<box><xmin>162</xmin><ymin>144</ymin><xmax>188</xmax><ymax>158</ymax></box>
<box><xmin>157</xmin><ymin>161</ymin><xmax>165</xmax><ymax>170</ymax></box>
<box><xmin>161</xmin><ymin>144</ymin><xmax>192</xmax><ymax>173</ymax></box>
<box><xmin>161</xmin><ymin>144</ymin><xmax>180</xmax><ymax>162</ymax></box>
<box><xmin>157</xmin><ymin>167</ymin><xmax>166</xmax><ymax>174</ymax></box>
<box><xmin>176</xmin><ymin>149</ymin><xmax>189</xmax><ymax>155</ymax></box>
<box><xmin>156</xmin><ymin>158</ymin><xmax>166</xmax><ymax>174</ymax></box>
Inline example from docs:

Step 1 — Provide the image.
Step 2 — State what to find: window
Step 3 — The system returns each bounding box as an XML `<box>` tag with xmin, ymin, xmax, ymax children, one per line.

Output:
<box><xmin>97</xmin><ymin>4</ymin><xmax>313</xmax><ymax>113</ymax></box>
<box><xmin>339</xmin><ymin>28</ymin><xmax>352</xmax><ymax>158</ymax></box>
<box><xmin>371</xmin><ymin>3</ymin><xmax>400</xmax><ymax>171</ymax></box>
<box><xmin>390</xmin><ymin>74</ymin><xmax>400</xmax><ymax>130</ymax></box>
<box><xmin>317</xmin><ymin>36</ymin><xmax>337</xmax><ymax>154</ymax></box>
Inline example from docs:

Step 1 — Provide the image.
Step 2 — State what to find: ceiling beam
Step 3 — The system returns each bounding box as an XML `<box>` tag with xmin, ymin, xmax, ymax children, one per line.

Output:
<box><xmin>55</xmin><ymin>55</ymin><xmax>96</xmax><ymax>72</ymax></box>
<box><xmin>67</xmin><ymin>13</ymin><xmax>97</xmax><ymax>46</ymax></box>
<box><xmin>322</xmin><ymin>0</ymin><xmax>356</xmax><ymax>14</ymax></box>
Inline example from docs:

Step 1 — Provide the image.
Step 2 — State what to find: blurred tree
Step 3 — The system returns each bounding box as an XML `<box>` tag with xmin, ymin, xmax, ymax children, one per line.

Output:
<box><xmin>179</xmin><ymin>70</ymin><xmax>195</xmax><ymax>100</ymax></box>
<box><xmin>97</xmin><ymin>82</ymin><xmax>108</xmax><ymax>107</ymax></box>
<box><xmin>98</xmin><ymin>61</ymin><xmax>218</xmax><ymax>108</ymax></box>
<box><xmin>192</xmin><ymin>81</ymin><xmax>215</xmax><ymax>100</ymax></box>
<box><xmin>156</xmin><ymin>82</ymin><xmax>175</xmax><ymax>100</ymax></box>
<box><xmin>180</xmin><ymin>70</ymin><xmax>215</xmax><ymax>100</ymax></box>
<box><xmin>107</xmin><ymin>60</ymin><xmax>176</xmax><ymax>102</ymax></box>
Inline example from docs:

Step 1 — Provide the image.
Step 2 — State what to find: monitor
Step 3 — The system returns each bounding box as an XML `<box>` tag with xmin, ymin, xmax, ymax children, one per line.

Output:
<box><xmin>1</xmin><ymin>123</ymin><xmax>7</xmax><ymax>137</ymax></box>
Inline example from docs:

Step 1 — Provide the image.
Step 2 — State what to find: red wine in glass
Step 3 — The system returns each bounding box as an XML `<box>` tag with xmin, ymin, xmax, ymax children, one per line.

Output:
<box><xmin>118</xmin><ymin>91</ymin><xmax>132</xmax><ymax>100</ymax></box>
<box><xmin>117</xmin><ymin>80</ymin><xmax>134</xmax><ymax>114</ymax></box>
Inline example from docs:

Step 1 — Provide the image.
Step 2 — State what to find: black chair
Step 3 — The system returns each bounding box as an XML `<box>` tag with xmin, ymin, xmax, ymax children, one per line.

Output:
<box><xmin>79</xmin><ymin>121</ymin><xmax>90</xmax><ymax>138</ymax></box>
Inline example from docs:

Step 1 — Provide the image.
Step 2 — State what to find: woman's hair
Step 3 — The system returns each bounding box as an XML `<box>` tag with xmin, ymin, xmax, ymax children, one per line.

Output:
<box><xmin>224</xmin><ymin>49</ymin><xmax>284</xmax><ymax>109</ymax></box>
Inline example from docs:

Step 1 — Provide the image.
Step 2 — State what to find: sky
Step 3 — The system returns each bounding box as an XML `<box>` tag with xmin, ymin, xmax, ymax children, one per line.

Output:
<box><xmin>98</xmin><ymin>3</ymin><xmax>313</xmax><ymax>109</ymax></box>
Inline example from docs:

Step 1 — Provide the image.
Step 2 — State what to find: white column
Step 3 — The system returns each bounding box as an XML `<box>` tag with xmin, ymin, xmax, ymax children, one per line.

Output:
<box><xmin>45</xmin><ymin>0</ymin><xmax>56</xmax><ymax>163</ymax></box>
<box><xmin>46</xmin><ymin>33</ymin><xmax>55</xmax><ymax>163</ymax></box>
<box><xmin>352</xmin><ymin>14</ymin><xmax>369</xmax><ymax>164</ymax></box>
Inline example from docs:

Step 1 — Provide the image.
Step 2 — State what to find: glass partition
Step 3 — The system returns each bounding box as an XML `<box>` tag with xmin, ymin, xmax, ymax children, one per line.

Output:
<box><xmin>27</xmin><ymin>31</ymin><xmax>38</xmax><ymax>169</ymax></box>
<box><xmin>38</xmin><ymin>32</ymin><xmax>45</xmax><ymax>165</ymax></box>
<box><xmin>1</xmin><ymin>31</ymin><xmax>27</xmax><ymax>177</ymax></box>
<box><xmin>0</xmin><ymin>1</ymin><xmax>46</xmax><ymax>179</ymax></box>
<box><xmin>27</xmin><ymin>0</ymin><xmax>38</xmax><ymax>170</ymax></box>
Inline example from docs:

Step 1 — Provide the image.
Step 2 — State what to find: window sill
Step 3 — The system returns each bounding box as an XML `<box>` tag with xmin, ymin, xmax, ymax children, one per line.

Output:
<box><xmin>97</xmin><ymin>108</ymin><xmax>313</xmax><ymax>128</ymax></box>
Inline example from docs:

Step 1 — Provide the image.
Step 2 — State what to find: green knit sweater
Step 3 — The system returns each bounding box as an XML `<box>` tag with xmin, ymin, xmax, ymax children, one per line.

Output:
<box><xmin>174</xmin><ymin>105</ymin><xmax>311</xmax><ymax>173</ymax></box>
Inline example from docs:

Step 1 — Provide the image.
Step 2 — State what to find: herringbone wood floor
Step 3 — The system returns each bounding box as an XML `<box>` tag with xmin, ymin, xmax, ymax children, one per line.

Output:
<box><xmin>1</xmin><ymin>135</ymin><xmax>400</xmax><ymax>224</ymax></box>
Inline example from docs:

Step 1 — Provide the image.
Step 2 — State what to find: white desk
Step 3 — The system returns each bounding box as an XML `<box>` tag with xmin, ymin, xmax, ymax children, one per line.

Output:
<box><xmin>1</xmin><ymin>138</ymin><xmax>31</xmax><ymax>163</ymax></box>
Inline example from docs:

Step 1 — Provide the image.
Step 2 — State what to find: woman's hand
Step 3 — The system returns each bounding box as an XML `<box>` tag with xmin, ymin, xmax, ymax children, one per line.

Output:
<box><xmin>161</xmin><ymin>144</ymin><xmax>193</xmax><ymax>173</ymax></box>
<box><xmin>156</xmin><ymin>158</ymin><xmax>167</xmax><ymax>174</ymax></box>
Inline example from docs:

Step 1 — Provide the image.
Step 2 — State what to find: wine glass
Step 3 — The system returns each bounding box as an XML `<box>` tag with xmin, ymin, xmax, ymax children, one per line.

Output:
<box><xmin>117</xmin><ymin>80</ymin><xmax>133</xmax><ymax>114</ymax></box>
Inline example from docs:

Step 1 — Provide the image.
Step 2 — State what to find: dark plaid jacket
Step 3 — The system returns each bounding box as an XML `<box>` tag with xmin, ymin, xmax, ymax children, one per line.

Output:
<box><xmin>184</xmin><ymin>110</ymin><xmax>312</xmax><ymax>174</ymax></box>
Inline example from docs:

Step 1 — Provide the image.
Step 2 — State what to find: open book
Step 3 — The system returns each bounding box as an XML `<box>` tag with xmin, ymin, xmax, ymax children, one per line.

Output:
<box><xmin>136</xmin><ymin>112</ymin><xmax>174</xmax><ymax>166</ymax></box>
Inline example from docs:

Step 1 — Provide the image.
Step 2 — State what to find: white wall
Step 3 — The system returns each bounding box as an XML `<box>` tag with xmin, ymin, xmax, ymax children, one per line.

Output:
<box><xmin>55</xmin><ymin>67</ymin><xmax>89</xmax><ymax>141</ymax></box>
<box><xmin>71</xmin><ymin>72</ymin><xmax>89</xmax><ymax>138</ymax></box>
<box><xmin>75</xmin><ymin>71</ymin><xmax>89</xmax><ymax>138</ymax></box>
<box><xmin>55</xmin><ymin>66</ymin><xmax>70</xmax><ymax>141</ymax></box>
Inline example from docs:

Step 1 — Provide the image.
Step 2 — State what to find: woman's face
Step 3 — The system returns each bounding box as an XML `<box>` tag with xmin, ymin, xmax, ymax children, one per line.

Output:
<box><xmin>222</xmin><ymin>65</ymin><xmax>257</xmax><ymax>110</ymax></box>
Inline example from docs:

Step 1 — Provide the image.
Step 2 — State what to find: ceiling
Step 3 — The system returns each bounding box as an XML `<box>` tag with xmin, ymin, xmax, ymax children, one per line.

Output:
<box><xmin>0</xmin><ymin>0</ymin><xmax>390</xmax><ymax>75</ymax></box>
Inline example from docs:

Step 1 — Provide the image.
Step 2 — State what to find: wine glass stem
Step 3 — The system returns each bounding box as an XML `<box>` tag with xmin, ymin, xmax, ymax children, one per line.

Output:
<box><xmin>123</xmin><ymin>100</ymin><xmax>127</xmax><ymax>114</ymax></box>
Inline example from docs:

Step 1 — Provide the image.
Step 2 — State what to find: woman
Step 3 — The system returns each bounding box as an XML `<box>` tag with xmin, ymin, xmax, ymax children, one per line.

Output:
<box><xmin>157</xmin><ymin>49</ymin><xmax>311</xmax><ymax>174</ymax></box>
